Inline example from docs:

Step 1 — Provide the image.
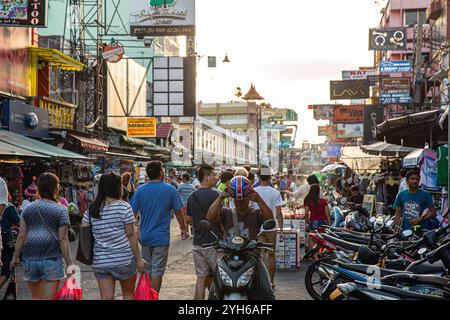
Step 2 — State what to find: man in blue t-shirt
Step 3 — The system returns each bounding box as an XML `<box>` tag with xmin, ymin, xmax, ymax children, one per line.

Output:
<box><xmin>394</xmin><ymin>170</ymin><xmax>436</xmax><ymax>231</ymax></box>
<box><xmin>131</xmin><ymin>161</ymin><xmax>188</xmax><ymax>293</ymax></box>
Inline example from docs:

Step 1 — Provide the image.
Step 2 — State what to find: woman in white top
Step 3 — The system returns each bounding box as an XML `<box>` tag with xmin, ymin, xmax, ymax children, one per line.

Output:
<box><xmin>82</xmin><ymin>172</ymin><xmax>146</xmax><ymax>300</ymax></box>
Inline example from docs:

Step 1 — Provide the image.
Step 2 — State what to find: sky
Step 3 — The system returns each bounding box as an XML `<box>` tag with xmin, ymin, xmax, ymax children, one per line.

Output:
<box><xmin>195</xmin><ymin>0</ymin><xmax>383</xmax><ymax>145</ymax></box>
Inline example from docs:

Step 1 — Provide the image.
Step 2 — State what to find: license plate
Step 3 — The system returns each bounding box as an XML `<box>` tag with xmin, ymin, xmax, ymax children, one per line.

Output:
<box><xmin>330</xmin><ymin>289</ymin><xmax>342</xmax><ymax>300</ymax></box>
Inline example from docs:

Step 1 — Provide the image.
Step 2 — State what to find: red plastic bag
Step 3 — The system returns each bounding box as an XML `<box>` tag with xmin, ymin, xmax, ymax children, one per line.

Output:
<box><xmin>134</xmin><ymin>273</ymin><xmax>159</xmax><ymax>300</ymax></box>
<box><xmin>55</xmin><ymin>277</ymin><xmax>82</xmax><ymax>300</ymax></box>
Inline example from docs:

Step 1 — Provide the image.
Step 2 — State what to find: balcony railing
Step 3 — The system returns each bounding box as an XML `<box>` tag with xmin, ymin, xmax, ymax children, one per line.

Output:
<box><xmin>38</xmin><ymin>97</ymin><xmax>76</xmax><ymax>129</ymax></box>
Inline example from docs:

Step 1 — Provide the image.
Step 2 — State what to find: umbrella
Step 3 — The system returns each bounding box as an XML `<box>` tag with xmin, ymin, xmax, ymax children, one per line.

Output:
<box><xmin>321</xmin><ymin>163</ymin><xmax>346</xmax><ymax>173</ymax></box>
<box><xmin>361</xmin><ymin>142</ymin><xmax>417</xmax><ymax>157</ymax></box>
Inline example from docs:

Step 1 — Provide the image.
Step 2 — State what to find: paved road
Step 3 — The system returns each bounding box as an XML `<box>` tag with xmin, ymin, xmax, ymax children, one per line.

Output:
<box><xmin>4</xmin><ymin>219</ymin><xmax>312</xmax><ymax>300</ymax></box>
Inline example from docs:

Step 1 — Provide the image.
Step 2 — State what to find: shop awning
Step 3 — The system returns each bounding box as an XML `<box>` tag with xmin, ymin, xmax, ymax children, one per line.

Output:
<box><xmin>105</xmin><ymin>151</ymin><xmax>152</xmax><ymax>161</ymax></box>
<box><xmin>69</xmin><ymin>133</ymin><xmax>109</xmax><ymax>152</ymax></box>
<box><xmin>361</xmin><ymin>142</ymin><xmax>417</xmax><ymax>157</ymax></box>
<box><xmin>121</xmin><ymin>135</ymin><xmax>157</xmax><ymax>148</ymax></box>
<box><xmin>156</xmin><ymin>123</ymin><xmax>173</xmax><ymax>139</ymax></box>
<box><xmin>0</xmin><ymin>129</ymin><xmax>90</xmax><ymax>160</ymax></box>
<box><xmin>340</xmin><ymin>146</ymin><xmax>383</xmax><ymax>173</ymax></box>
<box><xmin>402</xmin><ymin>148</ymin><xmax>424</xmax><ymax>168</ymax></box>
<box><xmin>29</xmin><ymin>47</ymin><xmax>85</xmax><ymax>71</ymax></box>
<box><xmin>165</xmin><ymin>161</ymin><xmax>193</xmax><ymax>168</ymax></box>
<box><xmin>376</xmin><ymin>109</ymin><xmax>447</xmax><ymax>148</ymax></box>
<box><xmin>0</xmin><ymin>140</ymin><xmax>49</xmax><ymax>158</ymax></box>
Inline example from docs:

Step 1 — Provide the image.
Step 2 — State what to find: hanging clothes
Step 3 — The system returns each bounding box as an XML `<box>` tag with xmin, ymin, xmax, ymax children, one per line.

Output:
<box><xmin>419</xmin><ymin>149</ymin><xmax>440</xmax><ymax>191</ymax></box>
<box><xmin>437</xmin><ymin>145</ymin><xmax>448</xmax><ymax>187</ymax></box>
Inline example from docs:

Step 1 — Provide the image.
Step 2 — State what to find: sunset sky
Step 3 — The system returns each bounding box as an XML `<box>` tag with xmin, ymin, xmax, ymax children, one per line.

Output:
<box><xmin>195</xmin><ymin>0</ymin><xmax>382</xmax><ymax>145</ymax></box>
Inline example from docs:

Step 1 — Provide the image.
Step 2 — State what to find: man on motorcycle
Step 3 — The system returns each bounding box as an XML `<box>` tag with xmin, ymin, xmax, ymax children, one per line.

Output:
<box><xmin>207</xmin><ymin>176</ymin><xmax>276</xmax><ymax>300</ymax></box>
<box><xmin>394</xmin><ymin>170</ymin><xmax>436</xmax><ymax>232</ymax></box>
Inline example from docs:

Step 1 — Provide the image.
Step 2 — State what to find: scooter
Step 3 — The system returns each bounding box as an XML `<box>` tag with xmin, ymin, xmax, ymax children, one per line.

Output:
<box><xmin>200</xmin><ymin>218</ymin><xmax>276</xmax><ymax>300</ymax></box>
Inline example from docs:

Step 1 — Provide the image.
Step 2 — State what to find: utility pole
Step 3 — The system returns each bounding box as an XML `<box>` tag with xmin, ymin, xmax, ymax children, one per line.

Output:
<box><xmin>414</xmin><ymin>24</ymin><xmax>424</xmax><ymax>108</ymax></box>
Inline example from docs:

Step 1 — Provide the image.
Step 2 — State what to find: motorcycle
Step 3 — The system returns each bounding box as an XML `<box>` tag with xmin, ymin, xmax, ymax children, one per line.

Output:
<box><xmin>200</xmin><ymin>218</ymin><xmax>277</xmax><ymax>300</ymax></box>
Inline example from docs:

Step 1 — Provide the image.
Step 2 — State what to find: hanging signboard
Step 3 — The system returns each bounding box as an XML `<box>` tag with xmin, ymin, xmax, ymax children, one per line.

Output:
<box><xmin>0</xmin><ymin>0</ymin><xmax>48</xmax><ymax>27</ymax></box>
<box><xmin>342</xmin><ymin>69</ymin><xmax>377</xmax><ymax>80</ymax></box>
<box><xmin>127</xmin><ymin>117</ymin><xmax>157</xmax><ymax>137</ymax></box>
<box><xmin>337</xmin><ymin>123</ymin><xmax>364</xmax><ymax>138</ymax></box>
<box><xmin>381</xmin><ymin>78</ymin><xmax>410</xmax><ymax>90</ymax></box>
<box><xmin>380</xmin><ymin>91</ymin><xmax>413</xmax><ymax>104</ymax></box>
<box><xmin>333</xmin><ymin>105</ymin><xmax>364</xmax><ymax>123</ymax></box>
<box><xmin>363</xmin><ymin>105</ymin><xmax>384</xmax><ymax>145</ymax></box>
<box><xmin>369</xmin><ymin>27</ymin><xmax>407</xmax><ymax>51</ymax></box>
<box><xmin>312</xmin><ymin>104</ymin><xmax>335</xmax><ymax>120</ymax></box>
<box><xmin>130</xmin><ymin>0</ymin><xmax>195</xmax><ymax>36</ymax></box>
<box><xmin>102</xmin><ymin>42</ymin><xmax>125</xmax><ymax>63</ymax></box>
<box><xmin>330</xmin><ymin>80</ymin><xmax>370</xmax><ymax>100</ymax></box>
<box><xmin>380</xmin><ymin>60</ymin><xmax>413</xmax><ymax>74</ymax></box>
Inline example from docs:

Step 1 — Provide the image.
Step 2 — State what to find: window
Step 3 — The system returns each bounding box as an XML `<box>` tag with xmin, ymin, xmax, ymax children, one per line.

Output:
<box><xmin>404</xmin><ymin>9</ymin><xmax>426</xmax><ymax>26</ymax></box>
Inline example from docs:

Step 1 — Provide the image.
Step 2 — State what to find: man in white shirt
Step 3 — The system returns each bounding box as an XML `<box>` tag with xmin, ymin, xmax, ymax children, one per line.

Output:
<box><xmin>286</xmin><ymin>175</ymin><xmax>309</xmax><ymax>207</ymax></box>
<box><xmin>398</xmin><ymin>169</ymin><xmax>408</xmax><ymax>194</ymax></box>
<box><xmin>254</xmin><ymin>167</ymin><xmax>284</xmax><ymax>288</ymax></box>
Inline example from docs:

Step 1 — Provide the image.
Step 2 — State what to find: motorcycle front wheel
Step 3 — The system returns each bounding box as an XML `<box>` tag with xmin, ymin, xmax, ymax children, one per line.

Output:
<box><xmin>304</xmin><ymin>259</ymin><xmax>333</xmax><ymax>300</ymax></box>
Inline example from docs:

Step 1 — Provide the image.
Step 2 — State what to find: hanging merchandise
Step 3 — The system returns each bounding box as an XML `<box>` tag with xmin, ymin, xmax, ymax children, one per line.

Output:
<box><xmin>24</xmin><ymin>177</ymin><xmax>38</xmax><ymax>200</ymax></box>
<box><xmin>419</xmin><ymin>149</ymin><xmax>440</xmax><ymax>191</ymax></box>
<box><xmin>437</xmin><ymin>145</ymin><xmax>448</xmax><ymax>187</ymax></box>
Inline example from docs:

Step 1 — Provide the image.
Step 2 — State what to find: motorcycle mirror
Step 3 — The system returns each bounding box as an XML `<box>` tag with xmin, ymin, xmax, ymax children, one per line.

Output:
<box><xmin>418</xmin><ymin>247</ymin><xmax>427</xmax><ymax>255</ymax></box>
<box><xmin>263</xmin><ymin>219</ymin><xmax>276</xmax><ymax>231</ymax></box>
<box><xmin>199</xmin><ymin>220</ymin><xmax>213</xmax><ymax>232</ymax></box>
<box><xmin>402</xmin><ymin>230</ymin><xmax>413</xmax><ymax>238</ymax></box>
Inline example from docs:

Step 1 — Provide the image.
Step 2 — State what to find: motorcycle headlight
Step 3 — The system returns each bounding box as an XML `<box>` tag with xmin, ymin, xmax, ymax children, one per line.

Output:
<box><xmin>218</xmin><ymin>266</ymin><xmax>233</xmax><ymax>287</ymax></box>
<box><xmin>236</xmin><ymin>267</ymin><xmax>254</xmax><ymax>287</ymax></box>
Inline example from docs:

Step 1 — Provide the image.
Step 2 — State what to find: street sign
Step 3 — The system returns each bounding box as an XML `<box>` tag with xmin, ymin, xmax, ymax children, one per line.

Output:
<box><xmin>127</xmin><ymin>117</ymin><xmax>157</xmax><ymax>137</ymax></box>
<box><xmin>380</xmin><ymin>60</ymin><xmax>413</xmax><ymax>73</ymax></box>
<box><xmin>380</xmin><ymin>91</ymin><xmax>413</xmax><ymax>104</ymax></box>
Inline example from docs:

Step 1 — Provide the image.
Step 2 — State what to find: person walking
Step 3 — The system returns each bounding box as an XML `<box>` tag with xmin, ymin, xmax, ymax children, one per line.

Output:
<box><xmin>185</xmin><ymin>164</ymin><xmax>221</xmax><ymax>300</ymax></box>
<box><xmin>253</xmin><ymin>166</ymin><xmax>284</xmax><ymax>289</ymax></box>
<box><xmin>285</xmin><ymin>175</ymin><xmax>309</xmax><ymax>208</ymax></box>
<box><xmin>394</xmin><ymin>170</ymin><xmax>436</xmax><ymax>232</ymax></box>
<box><xmin>81</xmin><ymin>172</ymin><xmax>145</xmax><ymax>300</ymax></box>
<box><xmin>10</xmin><ymin>173</ymin><xmax>75</xmax><ymax>300</ymax></box>
<box><xmin>0</xmin><ymin>177</ymin><xmax>9</xmax><ymax>273</ymax></box>
<box><xmin>217</xmin><ymin>171</ymin><xmax>233</xmax><ymax>208</ymax></box>
<box><xmin>131</xmin><ymin>161</ymin><xmax>188</xmax><ymax>294</ymax></box>
<box><xmin>121</xmin><ymin>172</ymin><xmax>136</xmax><ymax>202</ymax></box>
<box><xmin>178</xmin><ymin>173</ymin><xmax>196</xmax><ymax>236</ymax></box>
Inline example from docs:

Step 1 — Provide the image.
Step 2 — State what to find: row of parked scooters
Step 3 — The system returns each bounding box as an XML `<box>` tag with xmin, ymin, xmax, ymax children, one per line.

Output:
<box><xmin>302</xmin><ymin>212</ymin><xmax>450</xmax><ymax>300</ymax></box>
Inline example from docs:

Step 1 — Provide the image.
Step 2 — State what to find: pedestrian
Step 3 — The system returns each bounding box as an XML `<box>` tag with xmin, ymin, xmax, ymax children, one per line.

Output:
<box><xmin>285</xmin><ymin>175</ymin><xmax>309</xmax><ymax>208</ymax></box>
<box><xmin>81</xmin><ymin>172</ymin><xmax>145</xmax><ymax>300</ymax></box>
<box><xmin>247</xmin><ymin>171</ymin><xmax>256</xmax><ymax>186</ymax></box>
<box><xmin>122</xmin><ymin>172</ymin><xmax>136</xmax><ymax>202</ymax></box>
<box><xmin>253</xmin><ymin>167</ymin><xmax>284</xmax><ymax>289</ymax></box>
<box><xmin>167</xmin><ymin>175</ymin><xmax>179</xmax><ymax>190</ymax></box>
<box><xmin>0</xmin><ymin>193</ymin><xmax>20</xmax><ymax>291</ymax></box>
<box><xmin>348</xmin><ymin>185</ymin><xmax>364</xmax><ymax>206</ymax></box>
<box><xmin>10</xmin><ymin>172</ymin><xmax>75</xmax><ymax>300</ymax></box>
<box><xmin>234</xmin><ymin>167</ymin><xmax>249</xmax><ymax>177</ymax></box>
<box><xmin>185</xmin><ymin>164</ymin><xmax>221</xmax><ymax>300</ymax></box>
<box><xmin>0</xmin><ymin>177</ymin><xmax>9</xmax><ymax>273</ymax></box>
<box><xmin>207</xmin><ymin>176</ymin><xmax>275</xmax><ymax>300</ymax></box>
<box><xmin>217</xmin><ymin>171</ymin><xmax>234</xmax><ymax>208</ymax></box>
<box><xmin>131</xmin><ymin>161</ymin><xmax>188</xmax><ymax>294</ymax></box>
<box><xmin>177</xmin><ymin>173</ymin><xmax>196</xmax><ymax>233</ymax></box>
<box><xmin>304</xmin><ymin>180</ymin><xmax>331</xmax><ymax>261</ymax></box>
<box><xmin>398</xmin><ymin>169</ymin><xmax>408</xmax><ymax>194</ymax></box>
<box><xmin>394</xmin><ymin>170</ymin><xmax>436</xmax><ymax>232</ymax></box>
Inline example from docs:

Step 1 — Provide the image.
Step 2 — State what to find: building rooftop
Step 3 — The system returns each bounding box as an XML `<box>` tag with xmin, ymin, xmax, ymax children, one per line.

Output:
<box><xmin>243</xmin><ymin>84</ymin><xmax>264</xmax><ymax>101</ymax></box>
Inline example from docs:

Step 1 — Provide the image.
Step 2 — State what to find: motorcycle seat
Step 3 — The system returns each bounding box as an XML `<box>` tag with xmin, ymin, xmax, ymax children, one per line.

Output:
<box><xmin>330</xmin><ymin>231</ymin><xmax>371</xmax><ymax>245</ymax></box>
<box><xmin>382</xmin><ymin>273</ymin><xmax>450</xmax><ymax>288</ymax></box>
<box><xmin>406</xmin><ymin>260</ymin><xmax>445</xmax><ymax>275</ymax></box>
<box><xmin>320</xmin><ymin>233</ymin><xmax>362</xmax><ymax>252</ymax></box>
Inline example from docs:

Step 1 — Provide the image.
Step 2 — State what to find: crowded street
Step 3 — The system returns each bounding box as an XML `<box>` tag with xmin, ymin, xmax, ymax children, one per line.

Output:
<box><xmin>0</xmin><ymin>0</ymin><xmax>450</xmax><ymax>305</ymax></box>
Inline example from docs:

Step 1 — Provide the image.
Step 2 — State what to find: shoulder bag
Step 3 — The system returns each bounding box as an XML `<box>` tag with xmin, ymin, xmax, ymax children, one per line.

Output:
<box><xmin>76</xmin><ymin>212</ymin><xmax>94</xmax><ymax>265</ymax></box>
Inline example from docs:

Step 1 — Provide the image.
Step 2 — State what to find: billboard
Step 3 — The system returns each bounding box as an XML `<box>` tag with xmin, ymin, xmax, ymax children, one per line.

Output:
<box><xmin>313</xmin><ymin>104</ymin><xmax>336</xmax><ymax>120</ymax></box>
<box><xmin>127</xmin><ymin>117</ymin><xmax>156</xmax><ymax>137</ymax></box>
<box><xmin>330</xmin><ymin>80</ymin><xmax>370</xmax><ymax>100</ymax></box>
<box><xmin>363</xmin><ymin>105</ymin><xmax>384</xmax><ymax>145</ymax></box>
<box><xmin>130</xmin><ymin>0</ymin><xmax>195</xmax><ymax>36</ymax></box>
<box><xmin>337</xmin><ymin>123</ymin><xmax>364</xmax><ymax>138</ymax></box>
<box><xmin>381</xmin><ymin>78</ymin><xmax>410</xmax><ymax>90</ymax></box>
<box><xmin>380</xmin><ymin>60</ymin><xmax>413</xmax><ymax>73</ymax></box>
<box><xmin>369</xmin><ymin>27</ymin><xmax>407</xmax><ymax>51</ymax></box>
<box><xmin>333</xmin><ymin>105</ymin><xmax>364</xmax><ymax>123</ymax></box>
<box><xmin>152</xmin><ymin>56</ymin><xmax>196</xmax><ymax>117</ymax></box>
<box><xmin>0</xmin><ymin>0</ymin><xmax>48</xmax><ymax>27</ymax></box>
<box><xmin>342</xmin><ymin>69</ymin><xmax>377</xmax><ymax>80</ymax></box>
<box><xmin>106</xmin><ymin>58</ymin><xmax>147</xmax><ymax>132</ymax></box>
<box><xmin>380</xmin><ymin>91</ymin><xmax>413</xmax><ymax>104</ymax></box>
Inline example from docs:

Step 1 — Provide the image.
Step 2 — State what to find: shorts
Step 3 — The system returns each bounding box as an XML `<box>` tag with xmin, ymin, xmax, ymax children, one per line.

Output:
<box><xmin>141</xmin><ymin>245</ymin><xmax>169</xmax><ymax>276</ymax></box>
<box><xmin>93</xmin><ymin>259</ymin><xmax>136</xmax><ymax>281</ymax></box>
<box><xmin>258</xmin><ymin>232</ymin><xmax>277</xmax><ymax>258</ymax></box>
<box><xmin>22</xmin><ymin>257</ymin><xmax>65</xmax><ymax>282</ymax></box>
<box><xmin>192</xmin><ymin>246</ymin><xmax>222</xmax><ymax>277</ymax></box>
<box><xmin>309</xmin><ymin>220</ymin><xmax>326</xmax><ymax>230</ymax></box>
<box><xmin>1</xmin><ymin>246</ymin><xmax>14</xmax><ymax>278</ymax></box>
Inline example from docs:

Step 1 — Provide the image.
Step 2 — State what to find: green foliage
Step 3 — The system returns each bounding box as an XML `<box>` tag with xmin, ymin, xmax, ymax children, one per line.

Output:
<box><xmin>150</xmin><ymin>0</ymin><xmax>176</xmax><ymax>7</ymax></box>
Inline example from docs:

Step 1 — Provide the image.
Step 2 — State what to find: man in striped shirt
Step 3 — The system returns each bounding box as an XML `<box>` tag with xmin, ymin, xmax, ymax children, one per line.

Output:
<box><xmin>177</xmin><ymin>173</ymin><xmax>196</xmax><ymax>235</ymax></box>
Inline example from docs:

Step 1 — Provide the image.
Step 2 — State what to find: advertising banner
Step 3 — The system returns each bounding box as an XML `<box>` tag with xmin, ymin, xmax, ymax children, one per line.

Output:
<box><xmin>330</xmin><ymin>80</ymin><xmax>370</xmax><ymax>100</ymax></box>
<box><xmin>127</xmin><ymin>117</ymin><xmax>156</xmax><ymax>137</ymax></box>
<box><xmin>130</xmin><ymin>0</ymin><xmax>195</xmax><ymax>36</ymax></box>
<box><xmin>337</xmin><ymin>123</ymin><xmax>364</xmax><ymax>138</ymax></box>
<box><xmin>369</xmin><ymin>27</ymin><xmax>407</xmax><ymax>51</ymax></box>
<box><xmin>1</xmin><ymin>100</ymin><xmax>49</xmax><ymax>138</ymax></box>
<box><xmin>363</xmin><ymin>105</ymin><xmax>384</xmax><ymax>145</ymax></box>
<box><xmin>318</xmin><ymin>126</ymin><xmax>328</xmax><ymax>136</ymax></box>
<box><xmin>381</xmin><ymin>77</ymin><xmax>410</xmax><ymax>90</ymax></box>
<box><xmin>313</xmin><ymin>104</ymin><xmax>335</xmax><ymax>120</ymax></box>
<box><xmin>0</xmin><ymin>0</ymin><xmax>48</xmax><ymax>27</ymax></box>
<box><xmin>380</xmin><ymin>91</ymin><xmax>413</xmax><ymax>104</ymax></box>
<box><xmin>380</xmin><ymin>60</ymin><xmax>413</xmax><ymax>73</ymax></box>
<box><xmin>342</xmin><ymin>69</ymin><xmax>377</xmax><ymax>80</ymax></box>
<box><xmin>327</xmin><ymin>145</ymin><xmax>342</xmax><ymax>157</ymax></box>
<box><xmin>333</xmin><ymin>105</ymin><xmax>364</xmax><ymax>123</ymax></box>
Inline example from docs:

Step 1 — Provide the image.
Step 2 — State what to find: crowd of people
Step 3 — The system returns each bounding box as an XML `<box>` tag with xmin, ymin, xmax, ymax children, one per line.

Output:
<box><xmin>1</xmin><ymin>161</ymin><xmax>447</xmax><ymax>300</ymax></box>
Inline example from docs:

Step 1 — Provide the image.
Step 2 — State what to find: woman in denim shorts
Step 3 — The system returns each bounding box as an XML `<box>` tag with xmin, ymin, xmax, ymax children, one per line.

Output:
<box><xmin>10</xmin><ymin>173</ymin><xmax>75</xmax><ymax>300</ymax></box>
<box><xmin>82</xmin><ymin>173</ymin><xmax>146</xmax><ymax>300</ymax></box>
